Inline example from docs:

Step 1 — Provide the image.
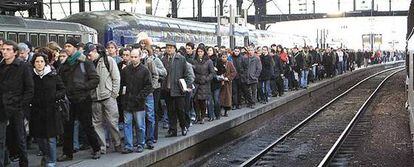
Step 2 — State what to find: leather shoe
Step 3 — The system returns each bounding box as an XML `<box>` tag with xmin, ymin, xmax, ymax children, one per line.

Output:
<box><xmin>181</xmin><ymin>127</ymin><xmax>188</xmax><ymax>136</ymax></box>
<box><xmin>165</xmin><ymin>132</ymin><xmax>177</xmax><ymax>137</ymax></box>
<box><xmin>57</xmin><ymin>154</ymin><xmax>73</xmax><ymax>162</ymax></box>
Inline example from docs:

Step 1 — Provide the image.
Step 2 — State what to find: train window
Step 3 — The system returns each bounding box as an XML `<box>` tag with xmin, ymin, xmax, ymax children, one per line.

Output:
<box><xmin>57</xmin><ymin>35</ymin><xmax>65</xmax><ymax>47</ymax></box>
<box><xmin>18</xmin><ymin>33</ymin><xmax>27</xmax><ymax>43</ymax></box>
<box><xmin>0</xmin><ymin>32</ymin><xmax>4</xmax><ymax>38</ymax></box>
<box><xmin>7</xmin><ymin>32</ymin><xmax>17</xmax><ymax>42</ymax></box>
<box><xmin>74</xmin><ymin>35</ymin><xmax>81</xmax><ymax>42</ymax></box>
<box><xmin>67</xmin><ymin>34</ymin><xmax>74</xmax><ymax>40</ymax></box>
<box><xmin>49</xmin><ymin>34</ymin><xmax>57</xmax><ymax>43</ymax></box>
<box><xmin>39</xmin><ymin>34</ymin><xmax>47</xmax><ymax>47</ymax></box>
<box><xmin>29</xmin><ymin>34</ymin><xmax>38</xmax><ymax>47</ymax></box>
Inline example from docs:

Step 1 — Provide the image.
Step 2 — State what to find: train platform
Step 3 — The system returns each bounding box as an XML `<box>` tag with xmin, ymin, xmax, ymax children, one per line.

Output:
<box><xmin>24</xmin><ymin>61</ymin><xmax>403</xmax><ymax>167</ymax></box>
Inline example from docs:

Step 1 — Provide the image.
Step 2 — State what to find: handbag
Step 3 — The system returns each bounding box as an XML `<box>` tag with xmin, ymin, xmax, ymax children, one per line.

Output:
<box><xmin>56</xmin><ymin>96</ymin><xmax>71</xmax><ymax>121</ymax></box>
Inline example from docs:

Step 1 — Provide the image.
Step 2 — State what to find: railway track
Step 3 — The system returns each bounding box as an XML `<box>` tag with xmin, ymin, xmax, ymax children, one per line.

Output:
<box><xmin>240</xmin><ymin>67</ymin><xmax>404</xmax><ymax>167</ymax></box>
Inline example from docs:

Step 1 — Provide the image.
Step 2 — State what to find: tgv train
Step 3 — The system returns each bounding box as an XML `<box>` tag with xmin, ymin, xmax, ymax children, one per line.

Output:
<box><xmin>0</xmin><ymin>14</ymin><xmax>97</xmax><ymax>47</ymax></box>
<box><xmin>62</xmin><ymin>10</ymin><xmax>308</xmax><ymax>48</ymax></box>
<box><xmin>0</xmin><ymin>10</ymin><xmax>308</xmax><ymax>48</ymax></box>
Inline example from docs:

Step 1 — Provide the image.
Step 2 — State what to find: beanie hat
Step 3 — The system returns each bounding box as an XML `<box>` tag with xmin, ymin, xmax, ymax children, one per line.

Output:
<box><xmin>65</xmin><ymin>38</ymin><xmax>79</xmax><ymax>47</ymax></box>
<box><xmin>83</xmin><ymin>42</ymin><xmax>96</xmax><ymax>56</ymax></box>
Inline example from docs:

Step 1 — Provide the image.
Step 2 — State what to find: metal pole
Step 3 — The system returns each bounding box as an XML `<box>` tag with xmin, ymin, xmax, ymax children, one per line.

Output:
<box><xmin>115</xmin><ymin>0</ymin><xmax>120</xmax><ymax>10</ymax></box>
<box><xmin>146</xmin><ymin>0</ymin><xmax>152</xmax><ymax>15</ymax></box>
<box><xmin>171</xmin><ymin>0</ymin><xmax>178</xmax><ymax>18</ymax></box>
<box><xmin>313</xmin><ymin>0</ymin><xmax>315</xmax><ymax>14</ymax></box>
<box><xmin>389</xmin><ymin>0</ymin><xmax>392</xmax><ymax>12</ymax></box>
<box><xmin>89</xmin><ymin>0</ymin><xmax>92</xmax><ymax>11</ymax></box>
<box><xmin>288</xmin><ymin>0</ymin><xmax>291</xmax><ymax>14</ymax></box>
<box><xmin>338</xmin><ymin>0</ymin><xmax>340</xmax><ymax>11</ymax></box>
<box><xmin>79</xmin><ymin>0</ymin><xmax>85</xmax><ymax>12</ymax></box>
<box><xmin>316</xmin><ymin>29</ymin><xmax>319</xmax><ymax>48</ymax></box>
<box><xmin>230</xmin><ymin>4</ymin><xmax>235</xmax><ymax>49</ymax></box>
<box><xmin>69</xmin><ymin>0</ymin><xmax>72</xmax><ymax>15</ymax></box>
<box><xmin>109</xmin><ymin>0</ymin><xmax>112</xmax><ymax>10</ymax></box>
<box><xmin>353</xmin><ymin>0</ymin><xmax>356</xmax><ymax>11</ymax></box>
<box><xmin>50</xmin><ymin>0</ymin><xmax>52</xmax><ymax>19</ymax></box>
<box><xmin>197</xmin><ymin>0</ymin><xmax>202</xmax><ymax>21</ymax></box>
<box><xmin>193</xmin><ymin>0</ymin><xmax>195</xmax><ymax>18</ymax></box>
<box><xmin>217</xmin><ymin>5</ymin><xmax>221</xmax><ymax>46</ymax></box>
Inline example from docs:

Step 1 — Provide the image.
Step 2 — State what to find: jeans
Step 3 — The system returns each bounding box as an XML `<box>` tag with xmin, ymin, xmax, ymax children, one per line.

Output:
<box><xmin>0</xmin><ymin>121</ymin><xmax>6</xmax><ymax>167</ymax></box>
<box><xmin>73</xmin><ymin>120</ymin><xmax>80</xmax><ymax>150</ymax></box>
<box><xmin>123</xmin><ymin>111</ymin><xmax>146</xmax><ymax>150</ymax></box>
<box><xmin>37</xmin><ymin>138</ymin><xmax>56</xmax><ymax>167</ymax></box>
<box><xmin>337</xmin><ymin>61</ymin><xmax>344</xmax><ymax>75</ymax></box>
<box><xmin>259</xmin><ymin>80</ymin><xmax>270</xmax><ymax>102</ymax></box>
<box><xmin>312</xmin><ymin>65</ymin><xmax>317</xmax><ymax>80</ymax></box>
<box><xmin>300</xmin><ymin>69</ymin><xmax>309</xmax><ymax>88</ymax></box>
<box><xmin>208</xmin><ymin>88</ymin><xmax>221</xmax><ymax>119</ymax></box>
<box><xmin>145</xmin><ymin>94</ymin><xmax>155</xmax><ymax>144</ymax></box>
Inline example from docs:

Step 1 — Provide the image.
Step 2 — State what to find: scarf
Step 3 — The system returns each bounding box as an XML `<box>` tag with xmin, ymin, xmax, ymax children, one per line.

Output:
<box><xmin>67</xmin><ymin>51</ymin><xmax>82</xmax><ymax>66</ymax></box>
<box><xmin>34</xmin><ymin>65</ymin><xmax>52</xmax><ymax>79</ymax></box>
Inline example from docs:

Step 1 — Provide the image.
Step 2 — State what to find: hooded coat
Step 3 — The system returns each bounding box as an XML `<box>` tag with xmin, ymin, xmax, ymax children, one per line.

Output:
<box><xmin>30</xmin><ymin>65</ymin><xmax>66</xmax><ymax>138</ymax></box>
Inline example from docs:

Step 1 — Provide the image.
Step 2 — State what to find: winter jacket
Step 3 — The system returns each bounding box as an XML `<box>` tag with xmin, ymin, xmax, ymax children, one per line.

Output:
<box><xmin>0</xmin><ymin>58</ymin><xmax>34</xmax><ymax>122</ymax></box>
<box><xmin>210</xmin><ymin>54</ymin><xmax>226</xmax><ymax>91</ymax></box>
<box><xmin>230</xmin><ymin>53</ymin><xmax>243</xmax><ymax>80</ymax></box>
<box><xmin>121</xmin><ymin>63</ymin><xmax>153</xmax><ymax>111</ymax></box>
<box><xmin>161</xmin><ymin>53</ymin><xmax>194</xmax><ymax>97</ymax></box>
<box><xmin>220</xmin><ymin>61</ymin><xmax>237</xmax><ymax>107</ymax></box>
<box><xmin>273</xmin><ymin>54</ymin><xmax>284</xmax><ymax>77</ymax></box>
<box><xmin>142</xmin><ymin>57</ymin><xmax>158</xmax><ymax>91</ymax></box>
<box><xmin>241</xmin><ymin>55</ymin><xmax>262</xmax><ymax>84</ymax></box>
<box><xmin>91</xmin><ymin>55</ymin><xmax>121</xmax><ymax>101</ymax></box>
<box><xmin>30</xmin><ymin>66</ymin><xmax>65</xmax><ymax>138</ymax></box>
<box><xmin>149</xmin><ymin>55</ymin><xmax>167</xmax><ymax>89</ymax></box>
<box><xmin>293</xmin><ymin>51</ymin><xmax>304</xmax><ymax>72</ymax></box>
<box><xmin>259</xmin><ymin>54</ymin><xmax>273</xmax><ymax>81</ymax></box>
<box><xmin>59</xmin><ymin>54</ymin><xmax>99</xmax><ymax>103</ymax></box>
<box><xmin>193</xmin><ymin>56</ymin><xmax>215</xmax><ymax>100</ymax></box>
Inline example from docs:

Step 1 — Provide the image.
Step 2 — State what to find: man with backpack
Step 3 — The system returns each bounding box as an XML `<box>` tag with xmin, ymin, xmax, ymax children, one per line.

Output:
<box><xmin>58</xmin><ymin>38</ymin><xmax>101</xmax><ymax>161</ymax></box>
<box><xmin>85</xmin><ymin>43</ymin><xmax>122</xmax><ymax>154</ymax></box>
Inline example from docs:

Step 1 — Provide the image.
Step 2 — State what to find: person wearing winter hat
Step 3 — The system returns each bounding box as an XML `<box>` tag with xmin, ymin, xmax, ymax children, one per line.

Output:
<box><xmin>57</xmin><ymin>38</ymin><xmax>102</xmax><ymax>161</ymax></box>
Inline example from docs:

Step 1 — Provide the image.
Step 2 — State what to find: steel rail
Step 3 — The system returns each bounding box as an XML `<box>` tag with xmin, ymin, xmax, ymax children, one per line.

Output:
<box><xmin>240</xmin><ymin>66</ymin><xmax>404</xmax><ymax>167</ymax></box>
<box><xmin>317</xmin><ymin>68</ymin><xmax>404</xmax><ymax>167</ymax></box>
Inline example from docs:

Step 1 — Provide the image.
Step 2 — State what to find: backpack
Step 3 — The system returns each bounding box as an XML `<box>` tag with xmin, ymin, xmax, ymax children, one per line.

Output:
<box><xmin>96</xmin><ymin>55</ymin><xmax>111</xmax><ymax>73</ymax></box>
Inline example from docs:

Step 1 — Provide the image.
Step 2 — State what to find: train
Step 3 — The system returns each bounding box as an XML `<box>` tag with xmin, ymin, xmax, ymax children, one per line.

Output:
<box><xmin>0</xmin><ymin>10</ymin><xmax>309</xmax><ymax>49</ymax></box>
<box><xmin>406</xmin><ymin>0</ymin><xmax>414</xmax><ymax>109</ymax></box>
<box><xmin>0</xmin><ymin>14</ymin><xmax>97</xmax><ymax>47</ymax></box>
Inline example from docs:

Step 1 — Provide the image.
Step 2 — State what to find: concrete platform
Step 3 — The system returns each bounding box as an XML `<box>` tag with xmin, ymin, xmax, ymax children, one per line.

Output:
<box><xmin>24</xmin><ymin>61</ymin><xmax>403</xmax><ymax>167</ymax></box>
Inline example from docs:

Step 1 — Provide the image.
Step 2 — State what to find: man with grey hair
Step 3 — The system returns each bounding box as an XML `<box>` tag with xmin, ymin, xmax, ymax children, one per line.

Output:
<box><xmin>17</xmin><ymin>43</ymin><xmax>32</xmax><ymax>63</ymax></box>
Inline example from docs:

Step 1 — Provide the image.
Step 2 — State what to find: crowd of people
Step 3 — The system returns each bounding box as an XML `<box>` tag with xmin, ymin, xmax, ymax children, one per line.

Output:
<box><xmin>0</xmin><ymin>36</ymin><xmax>404</xmax><ymax>167</ymax></box>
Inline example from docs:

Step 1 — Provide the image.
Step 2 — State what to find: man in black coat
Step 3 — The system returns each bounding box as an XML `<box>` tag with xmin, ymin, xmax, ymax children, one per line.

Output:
<box><xmin>231</xmin><ymin>47</ymin><xmax>243</xmax><ymax>109</ymax></box>
<box><xmin>58</xmin><ymin>38</ymin><xmax>101</xmax><ymax>161</ymax></box>
<box><xmin>120</xmin><ymin>49</ymin><xmax>153</xmax><ymax>153</ymax></box>
<box><xmin>161</xmin><ymin>43</ymin><xmax>193</xmax><ymax>137</ymax></box>
<box><xmin>0</xmin><ymin>40</ymin><xmax>34</xmax><ymax>167</ymax></box>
